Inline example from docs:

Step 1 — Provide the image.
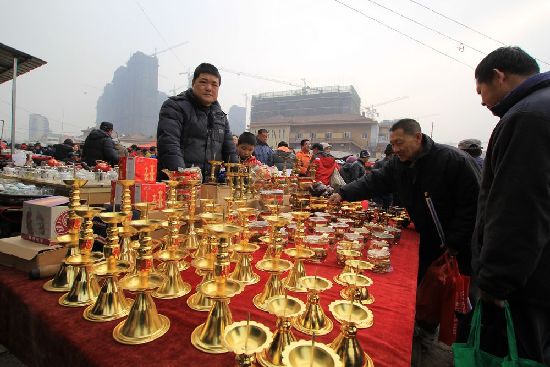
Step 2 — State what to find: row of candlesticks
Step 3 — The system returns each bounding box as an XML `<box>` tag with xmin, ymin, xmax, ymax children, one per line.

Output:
<box><xmin>41</xmin><ymin>175</ymin><xmax>381</xmax><ymax>367</ymax></box>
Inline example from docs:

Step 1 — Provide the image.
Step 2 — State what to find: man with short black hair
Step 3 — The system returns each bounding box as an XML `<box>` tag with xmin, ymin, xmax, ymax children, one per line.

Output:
<box><xmin>471</xmin><ymin>46</ymin><xmax>550</xmax><ymax>364</ymax></box>
<box><xmin>156</xmin><ymin>63</ymin><xmax>237</xmax><ymax>180</ymax></box>
<box><xmin>296</xmin><ymin>139</ymin><xmax>312</xmax><ymax>176</ymax></box>
<box><xmin>254</xmin><ymin>128</ymin><xmax>273</xmax><ymax>166</ymax></box>
<box><xmin>82</xmin><ymin>122</ymin><xmax>119</xmax><ymax>166</ymax></box>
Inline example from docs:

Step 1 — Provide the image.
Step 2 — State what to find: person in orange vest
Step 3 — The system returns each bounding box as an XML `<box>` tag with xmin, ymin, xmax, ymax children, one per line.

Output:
<box><xmin>295</xmin><ymin>139</ymin><xmax>312</xmax><ymax>176</ymax></box>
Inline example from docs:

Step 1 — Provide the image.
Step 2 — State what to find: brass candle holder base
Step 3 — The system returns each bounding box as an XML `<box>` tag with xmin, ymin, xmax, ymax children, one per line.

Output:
<box><xmin>281</xmin><ymin>340</ymin><xmax>342</xmax><ymax>367</ymax></box>
<box><xmin>292</xmin><ymin>276</ymin><xmax>333</xmax><ymax>336</ymax></box>
<box><xmin>222</xmin><ymin>320</ymin><xmax>273</xmax><ymax>367</ymax></box>
<box><xmin>229</xmin><ymin>243</ymin><xmax>261</xmax><ymax>285</ymax></box>
<box><xmin>191</xmin><ymin>279</ymin><xmax>243</xmax><ymax>354</ymax></box>
<box><xmin>253</xmin><ymin>258</ymin><xmax>292</xmax><ymax>311</ymax></box>
<box><xmin>187</xmin><ymin>256</ymin><xmax>215</xmax><ymax>311</ymax></box>
<box><xmin>257</xmin><ymin>295</ymin><xmax>306</xmax><ymax>367</ymax></box>
<box><xmin>328</xmin><ymin>300</ymin><xmax>374</xmax><ymax>367</ymax></box>
<box><xmin>113</xmin><ymin>273</ymin><xmax>169</xmax><ymax>345</ymax></box>
<box><xmin>83</xmin><ymin>260</ymin><xmax>133</xmax><ymax>322</ymax></box>
<box><xmin>339</xmin><ymin>273</ymin><xmax>375</xmax><ymax>306</ymax></box>
<box><xmin>43</xmin><ymin>234</ymin><xmax>80</xmax><ymax>292</ymax></box>
<box><xmin>58</xmin><ymin>253</ymin><xmax>103</xmax><ymax>307</ymax></box>
<box><xmin>282</xmin><ymin>247</ymin><xmax>314</xmax><ymax>293</ymax></box>
<box><xmin>153</xmin><ymin>249</ymin><xmax>191</xmax><ymax>299</ymax></box>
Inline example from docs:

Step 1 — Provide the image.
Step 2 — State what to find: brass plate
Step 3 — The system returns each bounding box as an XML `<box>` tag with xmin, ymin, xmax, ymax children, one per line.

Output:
<box><xmin>200</xmin><ymin>279</ymin><xmax>242</xmax><ymax>299</ymax></box>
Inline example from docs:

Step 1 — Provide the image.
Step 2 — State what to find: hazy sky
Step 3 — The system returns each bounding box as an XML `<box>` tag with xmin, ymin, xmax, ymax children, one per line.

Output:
<box><xmin>1</xmin><ymin>0</ymin><xmax>548</xmax><ymax>144</ymax></box>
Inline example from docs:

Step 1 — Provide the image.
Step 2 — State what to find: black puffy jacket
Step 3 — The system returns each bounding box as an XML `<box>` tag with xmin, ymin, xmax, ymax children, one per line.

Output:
<box><xmin>339</xmin><ymin>135</ymin><xmax>480</xmax><ymax>276</ymax></box>
<box><xmin>272</xmin><ymin>149</ymin><xmax>296</xmax><ymax>172</ymax></box>
<box><xmin>82</xmin><ymin>129</ymin><xmax>119</xmax><ymax>167</ymax></box>
<box><xmin>156</xmin><ymin>89</ymin><xmax>237</xmax><ymax>180</ymax></box>
<box><xmin>53</xmin><ymin>143</ymin><xmax>74</xmax><ymax>162</ymax></box>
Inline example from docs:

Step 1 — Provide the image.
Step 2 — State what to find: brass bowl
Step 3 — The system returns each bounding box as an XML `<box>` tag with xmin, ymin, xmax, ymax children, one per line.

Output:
<box><xmin>199</xmin><ymin>279</ymin><xmax>242</xmax><ymax>299</ymax></box>
<box><xmin>264</xmin><ymin>215</ymin><xmax>289</xmax><ymax>227</ymax></box>
<box><xmin>119</xmin><ymin>272</ymin><xmax>166</xmax><ymax>292</ymax></box>
<box><xmin>191</xmin><ymin>256</ymin><xmax>215</xmax><ymax>271</ymax></box>
<box><xmin>284</xmin><ymin>247</ymin><xmax>315</xmax><ymax>259</ymax></box>
<box><xmin>206</xmin><ymin>223</ymin><xmax>243</xmax><ymax>237</ymax></box>
<box><xmin>256</xmin><ymin>258</ymin><xmax>292</xmax><ymax>273</ymax></box>
<box><xmin>62</xmin><ymin>178</ymin><xmax>88</xmax><ymax>187</ymax></box>
<box><xmin>199</xmin><ymin>212</ymin><xmax>224</xmax><ymax>224</ymax></box>
<box><xmin>266</xmin><ymin>295</ymin><xmax>306</xmax><ymax>318</ymax></box>
<box><xmin>329</xmin><ymin>300</ymin><xmax>374</xmax><ymax>328</ymax></box>
<box><xmin>282</xmin><ymin>340</ymin><xmax>342</xmax><ymax>367</ymax></box>
<box><xmin>233</xmin><ymin>243</ymin><xmax>260</xmax><ymax>253</ymax></box>
<box><xmin>93</xmin><ymin>259</ymin><xmax>131</xmax><ymax>276</ymax></box>
<box><xmin>117</xmin><ymin>179</ymin><xmax>135</xmax><ymax>187</ymax></box>
<box><xmin>98</xmin><ymin>211</ymin><xmax>127</xmax><ymax>224</ymax></box>
<box><xmin>299</xmin><ymin>276</ymin><xmax>332</xmax><ymax>292</ymax></box>
<box><xmin>222</xmin><ymin>320</ymin><xmax>273</xmax><ymax>355</ymax></box>
<box><xmin>74</xmin><ymin>206</ymin><xmax>105</xmax><ymax>218</ymax></box>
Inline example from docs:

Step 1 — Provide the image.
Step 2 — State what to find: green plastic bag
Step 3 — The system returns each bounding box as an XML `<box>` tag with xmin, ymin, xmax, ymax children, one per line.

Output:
<box><xmin>453</xmin><ymin>300</ymin><xmax>546</xmax><ymax>367</ymax></box>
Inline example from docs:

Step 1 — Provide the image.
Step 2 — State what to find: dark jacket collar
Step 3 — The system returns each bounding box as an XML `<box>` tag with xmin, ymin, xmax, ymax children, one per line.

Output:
<box><xmin>490</xmin><ymin>71</ymin><xmax>550</xmax><ymax>118</ymax></box>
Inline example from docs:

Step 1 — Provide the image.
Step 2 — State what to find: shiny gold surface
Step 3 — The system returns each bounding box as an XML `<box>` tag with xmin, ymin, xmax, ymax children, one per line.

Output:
<box><xmin>282</xmin><ymin>341</ymin><xmax>342</xmax><ymax>367</ymax></box>
<box><xmin>191</xmin><ymin>299</ymin><xmax>233</xmax><ymax>353</ymax></box>
<box><xmin>206</xmin><ymin>223</ymin><xmax>243</xmax><ymax>237</ymax></box>
<box><xmin>328</xmin><ymin>300</ymin><xmax>374</xmax><ymax>328</ymax></box>
<box><xmin>256</xmin><ymin>258</ymin><xmax>292</xmax><ymax>273</ymax></box>
<box><xmin>253</xmin><ymin>260</ymin><xmax>293</xmax><ymax>311</ymax></box>
<box><xmin>187</xmin><ymin>270</ymin><xmax>214</xmax><ymax>311</ymax></box>
<box><xmin>282</xmin><ymin>248</ymin><xmax>314</xmax><ymax>293</ymax></box>
<box><xmin>83</xmin><ymin>276</ymin><xmax>134</xmax><ymax>322</ymax></box>
<box><xmin>58</xmin><ymin>265</ymin><xmax>99</xmax><ymax>307</ymax></box>
<box><xmin>56</xmin><ymin>233</ymin><xmax>79</xmax><ymax>244</ymax></box>
<box><xmin>222</xmin><ymin>320</ymin><xmax>273</xmax><ymax>355</ymax></box>
<box><xmin>98</xmin><ymin>211</ymin><xmax>128</xmax><ymax>223</ymax></box>
<box><xmin>119</xmin><ymin>273</ymin><xmax>166</xmax><ymax>292</ymax></box>
<box><xmin>229</xmin><ymin>243</ymin><xmax>261</xmax><ymax>285</ymax></box>
<box><xmin>200</xmin><ymin>279</ymin><xmax>242</xmax><ymax>299</ymax></box>
<box><xmin>74</xmin><ymin>206</ymin><xmax>104</xmax><ymax>218</ymax></box>
<box><xmin>199</xmin><ymin>212</ymin><xmax>224</xmax><ymax>224</ymax></box>
<box><xmin>65</xmin><ymin>252</ymin><xmax>104</xmax><ymax>266</ymax></box>
<box><xmin>293</xmin><ymin>276</ymin><xmax>333</xmax><ymax>336</ymax></box>
<box><xmin>153</xmin><ymin>260</ymin><xmax>191</xmax><ymax>299</ymax></box>
<box><xmin>266</xmin><ymin>295</ymin><xmax>306</xmax><ymax>319</ymax></box>
<box><xmin>299</xmin><ymin>276</ymin><xmax>332</xmax><ymax>292</ymax></box>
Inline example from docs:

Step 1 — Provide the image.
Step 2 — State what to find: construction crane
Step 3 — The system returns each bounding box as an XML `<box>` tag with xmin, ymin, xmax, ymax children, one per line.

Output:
<box><xmin>219</xmin><ymin>68</ymin><xmax>305</xmax><ymax>89</ymax></box>
<box><xmin>148</xmin><ymin>41</ymin><xmax>189</xmax><ymax>57</ymax></box>
<box><xmin>362</xmin><ymin>96</ymin><xmax>409</xmax><ymax>119</ymax></box>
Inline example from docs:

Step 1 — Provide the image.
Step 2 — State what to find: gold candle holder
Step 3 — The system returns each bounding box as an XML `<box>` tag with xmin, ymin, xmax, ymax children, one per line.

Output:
<box><xmin>160</xmin><ymin>207</ymin><xmax>189</xmax><ymax>270</ymax></box>
<box><xmin>113</xmin><ymin>219</ymin><xmax>169</xmax><ymax>345</ymax></box>
<box><xmin>84</xmin><ymin>211</ymin><xmax>133</xmax><ymax>321</ymax></box>
<box><xmin>187</xmin><ymin>255</ymin><xmax>215</xmax><ymax>311</ymax></box>
<box><xmin>223</xmin><ymin>320</ymin><xmax>274</xmax><ymax>367</ymax></box>
<box><xmin>282</xmin><ymin>247</ymin><xmax>315</xmax><ymax>293</ymax></box>
<box><xmin>293</xmin><ymin>276</ymin><xmax>333</xmax><ymax>336</ymax></box>
<box><xmin>253</xmin><ymin>258</ymin><xmax>293</xmax><ymax>311</ymax></box>
<box><xmin>58</xmin><ymin>206</ymin><xmax>104</xmax><ymax>307</ymax></box>
<box><xmin>290</xmin><ymin>211</ymin><xmax>311</xmax><ymax>247</ymax></box>
<box><xmin>229</xmin><ymin>243</ymin><xmax>261</xmax><ymax>285</ymax></box>
<box><xmin>281</xmin><ymin>340</ymin><xmax>342</xmax><ymax>367</ymax></box>
<box><xmin>328</xmin><ymin>300</ymin><xmax>374</xmax><ymax>367</ymax></box>
<box><xmin>209</xmin><ymin>160</ymin><xmax>223</xmax><ymax>183</ymax></box>
<box><xmin>152</xmin><ymin>247</ymin><xmax>191</xmax><ymax>299</ymax></box>
<box><xmin>43</xmin><ymin>178</ymin><xmax>87</xmax><ymax>292</ymax></box>
<box><xmin>196</xmin><ymin>212</ymin><xmax>224</xmax><ymax>259</ymax></box>
<box><xmin>257</xmin><ymin>295</ymin><xmax>306</xmax><ymax>367</ymax></box>
<box><xmin>181</xmin><ymin>179</ymin><xmax>201</xmax><ymax>251</ymax></box>
<box><xmin>263</xmin><ymin>215</ymin><xmax>289</xmax><ymax>260</ymax></box>
<box><xmin>333</xmin><ymin>259</ymin><xmax>373</xmax><ymax>286</ymax></box>
<box><xmin>339</xmin><ymin>273</ymin><xmax>375</xmax><ymax>306</ymax></box>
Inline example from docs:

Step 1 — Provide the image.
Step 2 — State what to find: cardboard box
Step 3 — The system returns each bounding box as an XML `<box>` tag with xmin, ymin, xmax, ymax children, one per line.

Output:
<box><xmin>20</xmin><ymin>196</ymin><xmax>69</xmax><ymax>246</ymax></box>
<box><xmin>0</xmin><ymin>236</ymin><xmax>66</xmax><ymax>273</ymax></box>
<box><xmin>111</xmin><ymin>182</ymin><xmax>167</xmax><ymax>210</ymax></box>
<box><xmin>118</xmin><ymin>157</ymin><xmax>157</xmax><ymax>183</ymax></box>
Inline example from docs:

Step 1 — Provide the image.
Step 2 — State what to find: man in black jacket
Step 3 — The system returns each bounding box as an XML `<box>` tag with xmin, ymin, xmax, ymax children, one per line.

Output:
<box><xmin>82</xmin><ymin>122</ymin><xmax>119</xmax><ymax>167</ymax></box>
<box><xmin>156</xmin><ymin>63</ymin><xmax>237</xmax><ymax>181</ymax></box>
<box><xmin>472</xmin><ymin>46</ymin><xmax>550</xmax><ymax>364</ymax></box>
<box><xmin>329</xmin><ymin>119</ymin><xmax>480</xmax><ymax>281</ymax></box>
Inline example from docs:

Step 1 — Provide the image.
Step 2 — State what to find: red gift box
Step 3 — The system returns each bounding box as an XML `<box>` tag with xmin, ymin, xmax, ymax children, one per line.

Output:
<box><xmin>111</xmin><ymin>182</ymin><xmax>167</xmax><ymax>210</ymax></box>
<box><xmin>118</xmin><ymin>157</ymin><xmax>157</xmax><ymax>183</ymax></box>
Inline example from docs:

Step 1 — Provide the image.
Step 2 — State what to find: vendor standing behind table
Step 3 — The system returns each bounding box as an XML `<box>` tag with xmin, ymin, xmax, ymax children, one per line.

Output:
<box><xmin>156</xmin><ymin>63</ymin><xmax>237</xmax><ymax>181</ymax></box>
<box><xmin>82</xmin><ymin>121</ymin><xmax>119</xmax><ymax>167</ymax></box>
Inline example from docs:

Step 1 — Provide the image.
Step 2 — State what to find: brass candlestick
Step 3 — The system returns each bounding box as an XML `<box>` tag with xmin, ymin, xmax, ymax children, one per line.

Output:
<box><xmin>282</xmin><ymin>247</ymin><xmax>315</xmax><ymax>293</ymax></box>
<box><xmin>253</xmin><ymin>258</ymin><xmax>293</xmax><ymax>311</ymax></box>
<box><xmin>191</xmin><ymin>223</ymin><xmax>244</xmax><ymax>354</ymax></box>
<box><xmin>164</xmin><ymin>180</ymin><xmax>180</xmax><ymax>208</ymax></box>
<box><xmin>160</xmin><ymin>207</ymin><xmax>189</xmax><ymax>270</ymax></box>
<box><xmin>58</xmin><ymin>206</ymin><xmax>104</xmax><ymax>307</ymax></box>
<box><xmin>181</xmin><ymin>179</ymin><xmax>201</xmax><ymax>251</ymax></box>
<box><xmin>257</xmin><ymin>295</ymin><xmax>306</xmax><ymax>367</ymax></box>
<box><xmin>290</xmin><ymin>211</ymin><xmax>311</xmax><ymax>247</ymax></box>
<box><xmin>333</xmin><ymin>259</ymin><xmax>373</xmax><ymax>286</ymax></box>
<box><xmin>196</xmin><ymin>212</ymin><xmax>224</xmax><ymax>259</ymax></box>
<box><xmin>113</xmin><ymin>219</ymin><xmax>169</xmax><ymax>345</ymax></box>
<box><xmin>117</xmin><ymin>179</ymin><xmax>137</xmax><ymax>268</ymax></box>
<box><xmin>223</xmin><ymin>320</ymin><xmax>274</xmax><ymax>367</ymax></box>
<box><xmin>209</xmin><ymin>160</ymin><xmax>223</xmax><ymax>183</ymax></box>
<box><xmin>187</xmin><ymin>255</ymin><xmax>215</xmax><ymax>311</ymax></box>
<box><xmin>339</xmin><ymin>273</ymin><xmax>375</xmax><ymax>306</ymax></box>
<box><xmin>263</xmin><ymin>215</ymin><xmax>289</xmax><ymax>260</ymax></box>
<box><xmin>282</xmin><ymin>340</ymin><xmax>342</xmax><ymax>367</ymax></box>
<box><xmin>43</xmin><ymin>178</ymin><xmax>88</xmax><ymax>292</ymax></box>
<box><xmin>293</xmin><ymin>276</ymin><xmax>333</xmax><ymax>336</ymax></box>
<box><xmin>84</xmin><ymin>211</ymin><xmax>133</xmax><ymax>321</ymax></box>
<box><xmin>229</xmin><ymin>243</ymin><xmax>261</xmax><ymax>285</ymax></box>
<box><xmin>226</xmin><ymin>162</ymin><xmax>241</xmax><ymax>197</ymax></box>
<box><xmin>328</xmin><ymin>300</ymin><xmax>374</xmax><ymax>367</ymax></box>
<box><xmin>152</xmin><ymin>247</ymin><xmax>191</xmax><ymax>299</ymax></box>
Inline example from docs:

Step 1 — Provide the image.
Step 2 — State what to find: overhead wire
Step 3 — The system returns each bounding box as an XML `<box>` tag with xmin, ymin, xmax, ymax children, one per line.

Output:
<box><xmin>408</xmin><ymin>0</ymin><xmax>550</xmax><ymax>66</ymax></box>
<box><xmin>333</xmin><ymin>0</ymin><xmax>473</xmax><ymax>69</ymax></box>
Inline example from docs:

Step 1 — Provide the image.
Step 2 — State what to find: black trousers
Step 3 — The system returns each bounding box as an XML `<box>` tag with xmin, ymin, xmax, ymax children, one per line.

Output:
<box><xmin>456</xmin><ymin>299</ymin><xmax>550</xmax><ymax>365</ymax></box>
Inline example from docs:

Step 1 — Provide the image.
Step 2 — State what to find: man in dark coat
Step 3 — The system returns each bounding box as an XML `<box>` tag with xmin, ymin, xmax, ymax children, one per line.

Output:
<box><xmin>82</xmin><ymin>122</ymin><xmax>119</xmax><ymax>167</ymax></box>
<box><xmin>329</xmin><ymin>119</ymin><xmax>480</xmax><ymax>281</ymax></box>
<box><xmin>471</xmin><ymin>46</ymin><xmax>550</xmax><ymax>364</ymax></box>
<box><xmin>53</xmin><ymin>139</ymin><xmax>76</xmax><ymax>162</ymax></box>
<box><xmin>156</xmin><ymin>63</ymin><xmax>237</xmax><ymax>181</ymax></box>
<box><xmin>272</xmin><ymin>141</ymin><xmax>296</xmax><ymax>172</ymax></box>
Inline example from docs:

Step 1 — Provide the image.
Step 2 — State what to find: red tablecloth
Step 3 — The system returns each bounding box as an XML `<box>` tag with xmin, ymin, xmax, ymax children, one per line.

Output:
<box><xmin>0</xmin><ymin>229</ymin><xmax>419</xmax><ymax>367</ymax></box>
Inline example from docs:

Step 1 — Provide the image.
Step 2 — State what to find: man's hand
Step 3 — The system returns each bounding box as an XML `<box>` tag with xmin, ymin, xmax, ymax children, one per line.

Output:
<box><xmin>328</xmin><ymin>193</ymin><xmax>343</xmax><ymax>205</ymax></box>
<box><xmin>478</xmin><ymin>289</ymin><xmax>505</xmax><ymax>308</ymax></box>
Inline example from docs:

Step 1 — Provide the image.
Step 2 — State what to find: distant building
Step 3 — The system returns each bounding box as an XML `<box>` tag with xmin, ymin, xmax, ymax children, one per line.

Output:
<box><xmin>28</xmin><ymin>113</ymin><xmax>49</xmax><ymax>143</ymax></box>
<box><xmin>228</xmin><ymin>105</ymin><xmax>246</xmax><ymax>135</ymax></box>
<box><xmin>377</xmin><ymin>119</ymin><xmax>398</xmax><ymax>152</ymax></box>
<box><xmin>96</xmin><ymin>51</ymin><xmax>168</xmax><ymax>138</ymax></box>
<box><xmin>250</xmin><ymin>85</ymin><xmax>378</xmax><ymax>153</ymax></box>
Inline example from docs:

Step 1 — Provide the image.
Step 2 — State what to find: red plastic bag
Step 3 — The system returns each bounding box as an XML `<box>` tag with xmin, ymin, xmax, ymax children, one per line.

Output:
<box><xmin>416</xmin><ymin>252</ymin><xmax>471</xmax><ymax>345</ymax></box>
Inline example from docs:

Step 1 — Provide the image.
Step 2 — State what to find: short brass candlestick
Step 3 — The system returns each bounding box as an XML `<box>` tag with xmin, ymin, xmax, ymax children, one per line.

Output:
<box><xmin>290</xmin><ymin>211</ymin><xmax>311</xmax><ymax>247</ymax></box>
<box><xmin>113</xmin><ymin>219</ymin><xmax>169</xmax><ymax>345</ymax></box>
<box><xmin>196</xmin><ymin>212</ymin><xmax>224</xmax><ymax>259</ymax></box>
<box><xmin>293</xmin><ymin>276</ymin><xmax>333</xmax><ymax>336</ymax></box>
<box><xmin>328</xmin><ymin>300</ymin><xmax>374</xmax><ymax>367</ymax></box>
<box><xmin>257</xmin><ymin>295</ymin><xmax>306</xmax><ymax>367</ymax></box>
<box><xmin>209</xmin><ymin>160</ymin><xmax>223</xmax><ymax>183</ymax></box>
<box><xmin>223</xmin><ymin>320</ymin><xmax>273</xmax><ymax>367</ymax></box>
<box><xmin>161</xmin><ymin>207</ymin><xmax>189</xmax><ymax>270</ymax></box>
<box><xmin>84</xmin><ymin>211</ymin><xmax>133</xmax><ymax>321</ymax></box>
<box><xmin>281</xmin><ymin>340</ymin><xmax>342</xmax><ymax>367</ymax></box>
<box><xmin>229</xmin><ymin>242</ymin><xmax>261</xmax><ymax>285</ymax></box>
<box><xmin>43</xmin><ymin>178</ymin><xmax>87</xmax><ymax>292</ymax></box>
<box><xmin>282</xmin><ymin>247</ymin><xmax>314</xmax><ymax>293</ymax></box>
<box><xmin>117</xmin><ymin>179</ymin><xmax>136</xmax><ymax>268</ymax></box>
<box><xmin>59</xmin><ymin>206</ymin><xmax>104</xmax><ymax>307</ymax></box>
<box><xmin>181</xmin><ymin>179</ymin><xmax>201</xmax><ymax>251</ymax></box>
<box><xmin>263</xmin><ymin>215</ymin><xmax>289</xmax><ymax>260</ymax></box>
<box><xmin>187</xmin><ymin>255</ymin><xmax>215</xmax><ymax>311</ymax></box>
<box><xmin>253</xmin><ymin>258</ymin><xmax>293</xmax><ymax>311</ymax></box>
<box><xmin>333</xmin><ymin>259</ymin><xmax>373</xmax><ymax>286</ymax></box>
<box><xmin>191</xmin><ymin>223</ymin><xmax>244</xmax><ymax>353</ymax></box>
<box><xmin>339</xmin><ymin>273</ymin><xmax>375</xmax><ymax>305</ymax></box>
<box><xmin>226</xmin><ymin>162</ymin><xmax>241</xmax><ymax>197</ymax></box>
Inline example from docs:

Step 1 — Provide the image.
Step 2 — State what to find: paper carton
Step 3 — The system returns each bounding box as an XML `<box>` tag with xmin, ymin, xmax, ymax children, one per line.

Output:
<box><xmin>111</xmin><ymin>182</ymin><xmax>167</xmax><ymax>210</ymax></box>
<box><xmin>20</xmin><ymin>196</ymin><xmax>69</xmax><ymax>246</ymax></box>
<box><xmin>0</xmin><ymin>236</ymin><xmax>66</xmax><ymax>273</ymax></box>
<box><xmin>118</xmin><ymin>157</ymin><xmax>157</xmax><ymax>183</ymax></box>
